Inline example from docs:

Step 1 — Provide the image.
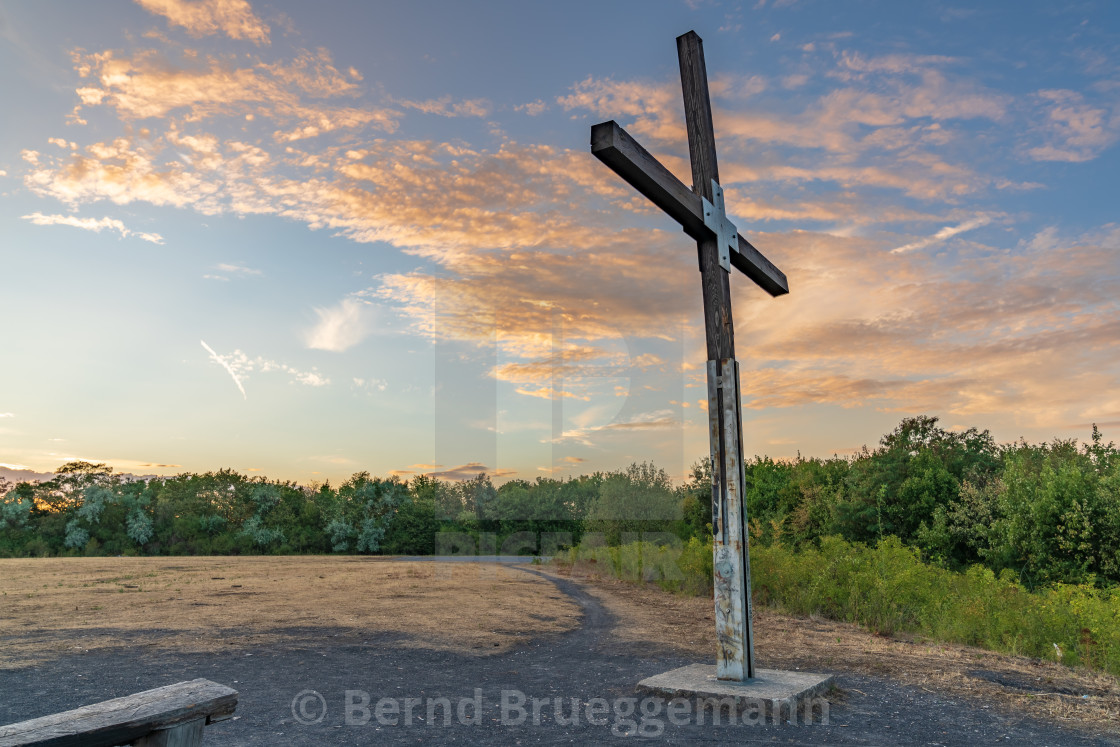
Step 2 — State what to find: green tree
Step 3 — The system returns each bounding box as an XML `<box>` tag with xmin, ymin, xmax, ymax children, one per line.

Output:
<box><xmin>327</xmin><ymin>472</ymin><xmax>408</xmax><ymax>553</ymax></box>
<box><xmin>586</xmin><ymin>462</ymin><xmax>680</xmax><ymax>546</ymax></box>
<box><xmin>383</xmin><ymin>495</ymin><xmax>439</xmax><ymax>555</ymax></box>
<box><xmin>837</xmin><ymin>416</ymin><xmax>998</xmax><ymax>548</ymax></box>
<box><xmin>986</xmin><ymin>438</ymin><xmax>1116</xmax><ymax>586</ymax></box>
<box><xmin>679</xmin><ymin>458</ymin><xmax>713</xmax><ymax>541</ymax></box>
<box><xmin>240</xmin><ymin>483</ymin><xmax>286</xmax><ymax>550</ymax></box>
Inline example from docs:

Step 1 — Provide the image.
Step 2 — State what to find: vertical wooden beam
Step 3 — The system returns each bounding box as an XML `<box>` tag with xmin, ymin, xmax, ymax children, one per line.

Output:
<box><xmin>714</xmin><ymin>359</ymin><xmax>749</xmax><ymax>677</ymax></box>
<box><xmin>677</xmin><ymin>30</ymin><xmax>754</xmax><ymax>681</ymax></box>
<box><xmin>731</xmin><ymin>359</ymin><xmax>755</xmax><ymax>671</ymax></box>
<box><xmin>676</xmin><ymin>31</ymin><xmax>720</xmax><ymax>197</ymax></box>
<box><xmin>676</xmin><ymin>31</ymin><xmax>735</xmax><ymax>363</ymax></box>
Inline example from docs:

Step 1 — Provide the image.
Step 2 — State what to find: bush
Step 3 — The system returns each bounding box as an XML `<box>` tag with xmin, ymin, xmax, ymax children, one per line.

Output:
<box><xmin>565</xmin><ymin>533</ymin><xmax>1120</xmax><ymax>678</ymax></box>
<box><xmin>751</xmin><ymin>536</ymin><xmax>1120</xmax><ymax>676</ymax></box>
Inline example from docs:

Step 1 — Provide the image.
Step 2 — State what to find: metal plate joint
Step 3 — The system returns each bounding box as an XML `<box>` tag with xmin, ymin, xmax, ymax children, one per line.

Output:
<box><xmin>702</xmin><ymin>180</ymin><xmax>738</xmax><ymax>273</ymax></box>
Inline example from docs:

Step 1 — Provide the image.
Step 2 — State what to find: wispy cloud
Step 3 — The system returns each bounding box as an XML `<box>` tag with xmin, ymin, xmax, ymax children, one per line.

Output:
<box><xmin>288</xmin><ymin>369</ymin><xmax>329</xmax><ymax>387</ymax></box>
<box><xmin>724</xmin><ymin>224</ymin><xmax>1120</xmax><ymax>427</ymax></box>
<box><xmin>200</xmin><ymin>341</ymin><xmax>331</xmax><ymax>396</ymax></box>
<box><xmin>21</xmin><ymin>212</ymin><xmax>164</xmax><ymax>243</ymax></box>
<box><xmin>24</xmin><ymin>50</ymin><xmax>1040</xmax><ymax>446</ymax></box>
<box><xmin>835</xmin><ymin>51</ymin><xmax>958</xmax><ymax>77</ymax></box>
<box><xmin>515</xmin><ymin>100</ymin><xmax>547</xmax><ymax>116</ymax></box>
<box><xmin>353</xmin><ymin>377</ymin><xmax>387</xmax><ymax>392</ymax></box>
<box><xmin>553</xmin><ymin>409</ymin><xmax>678</xmax><ymax>446</ymax></box>
<box><xmin>216</xmin><ymin>262</ymin><xmax>262</xmax><ymax>275</ymax></box>
<box><xmin>1026</xmin><ymin>89</ymin><xmax>1119</xmax><ymax>162</ymax></box>
<box><xmin>388</xmin><ymin>462</ymin><xmax>517</xmax><ymax>481</ymax></box>
<box><xmin>395</xmin><ymin>95</ymin><xmax>491</xmax><ymax>118</ymax></box>
<box><xmin>17</xmin><ymin>8</ymin><xmax>1120</xmax><ymax>449</ymax></box>
<box><xmin>134</xmin><ymin>0</ymin><xmax>270</xmax><ymax>45</ymax></box>
<box><xmin>435</xmin><ymin>463</ymin><xmax>516</xmax><ymax>481</ymax></box>
<box><xmin>558</xmin><ymin>62</ymin><xmax>1011</xmax><ymax>202</ymax></box>
<box><xmin>67</xmin><ymin>45</ymin><xmax>394</xmax><ymax>139</ymax></box>
<box><xmin>200</xmin><ymin>339</ymin><xmax>247</xmax><ymax>399</ymax></box>
<box><xmin>304</xmin><ymin>298</ymin><xmax>373</xmax><ymax>352</ymax></box>
<box><xmin>206</xmin><ymin>262</ymin><xmax>262</xmax><ymax>280</ymax></box>
<box><xmin>537</xmin><ymin>456</ymin><xmax>589</xmax><ymax>474</ymax></box>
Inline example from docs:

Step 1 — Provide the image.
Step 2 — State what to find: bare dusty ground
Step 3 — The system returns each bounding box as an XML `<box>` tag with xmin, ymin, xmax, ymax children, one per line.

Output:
<box><xmin>0</xmin><ymin>556</ymin><xmax>579</xmax><ymax>669</ymax></box>
<box><xmin>1</xmin><ymin>557</ymin><xmax>1117</xmax><ymax>744</ymax></box>
<box><xmin>546</xmin><ymin>563</ymin><xmax>1120</xmax><ymax>734</ymax></box>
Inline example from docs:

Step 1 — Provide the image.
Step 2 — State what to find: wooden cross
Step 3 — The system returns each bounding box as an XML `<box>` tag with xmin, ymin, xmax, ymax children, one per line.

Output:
<box><xmin>590</xmin><ymin>30</ymin><xmax>788</xmax><ymax>681</ymax></box>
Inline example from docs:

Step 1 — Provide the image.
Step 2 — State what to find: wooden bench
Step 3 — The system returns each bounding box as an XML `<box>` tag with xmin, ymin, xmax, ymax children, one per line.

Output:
<box><xmin>0</xmin><ymin>678</ymin><xmax>238</xmax><ymax>747</ymax></box>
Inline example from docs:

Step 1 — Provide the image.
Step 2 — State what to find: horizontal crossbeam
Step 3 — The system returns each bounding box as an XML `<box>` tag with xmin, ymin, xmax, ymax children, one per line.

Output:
<box><xmin>590</xmin><ymin>120</ymin><xmax>789</xmax><ymax>297</ymax></box>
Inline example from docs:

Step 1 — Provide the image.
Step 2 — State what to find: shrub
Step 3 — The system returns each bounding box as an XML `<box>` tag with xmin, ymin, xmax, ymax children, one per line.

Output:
<box><xmin>567</xmin><ymin>533</ymin><xmax>1120</xmax><ymax>678</ymax></box>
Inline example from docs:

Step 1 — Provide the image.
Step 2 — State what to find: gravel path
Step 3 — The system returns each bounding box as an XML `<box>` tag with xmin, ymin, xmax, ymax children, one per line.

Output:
<box><xmin>1</xmin><ymin>567</ymin><xmax>1114</xmax><ymax>745</ymax></box>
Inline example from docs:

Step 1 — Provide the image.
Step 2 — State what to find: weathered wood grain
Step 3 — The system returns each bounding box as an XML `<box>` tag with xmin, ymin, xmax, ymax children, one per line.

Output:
<box><xmin>677</xmin><ymin>30</ymin><xmax>734</xmax><ymax>360</ymax></box>
<box><xmin>677</xmin><ymin>30</ymin><xmax>754</xmax><ymax>680</ymax></box>
<box><xmin>590</xmin><ymin>121</ymin><xmax>788</xmax><ymax>297</ymax></box>
<box><xmin>676</xmin><ymin>30</ymin><xmax>720</xmax><ymax>200</ymax></box>
<box><xmin>733</xmin><ymin>234</ymin><xmax>787</xmax><ymax>298</ymax></box>
<box><xmin>0</xmin><ymin>679</ymin><xmax>237</xmax><ymax>747</ymax></box>
<box><xmin>590</xmin><ymin>120</ymin><xmax>706</xmax><ymax>237</ymax></box>
<box><xmin>590</xmin><ymin>29</ymin><xmax>788</xmax><ymax>683</ymax></box>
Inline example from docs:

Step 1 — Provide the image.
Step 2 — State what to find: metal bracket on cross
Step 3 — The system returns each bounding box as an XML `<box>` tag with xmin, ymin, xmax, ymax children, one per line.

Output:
<box><xmin>701</xmin><ymin>179</ymin><xmax>738</xmax><ymax>273</ymax></box>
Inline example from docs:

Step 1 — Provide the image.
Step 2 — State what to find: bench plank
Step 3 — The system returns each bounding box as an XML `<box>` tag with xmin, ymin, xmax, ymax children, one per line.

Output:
<box><xmin>0</xmin><ymin>679</ymin><xmax>237</xmax><ymax>747</ymax></box>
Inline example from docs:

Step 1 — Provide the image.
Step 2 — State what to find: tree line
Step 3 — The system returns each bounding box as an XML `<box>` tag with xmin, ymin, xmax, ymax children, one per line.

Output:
<box><xmin>2</xmin><ymin>416</ymin><xmax>1118</xmax><ymax>588</ymax></box>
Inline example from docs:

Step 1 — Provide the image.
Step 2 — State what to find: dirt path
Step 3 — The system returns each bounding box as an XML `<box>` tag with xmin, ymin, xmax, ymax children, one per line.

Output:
<box><xmin>1</xmin><ymin>563</ymin><xmax>1116</xmax><ymax>745</ymax></box>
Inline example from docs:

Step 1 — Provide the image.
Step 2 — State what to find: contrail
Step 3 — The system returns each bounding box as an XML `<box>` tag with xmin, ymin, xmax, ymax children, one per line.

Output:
<box><xmin>891</xmin><ymin>216</ymin><xmax>991</xmax><ymax>255</ymax></box>
<box><xmin>200</xmin><ymin>340</ymin><xmax>247</xmax><ymax>399</ymax></box>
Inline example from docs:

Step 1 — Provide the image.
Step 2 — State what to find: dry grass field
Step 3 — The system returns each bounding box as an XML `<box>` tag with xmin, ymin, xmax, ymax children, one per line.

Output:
<box><xmin>0</xmin><ymin>556</ymin><xmax>579</xmax><ymax>670</ymax></box>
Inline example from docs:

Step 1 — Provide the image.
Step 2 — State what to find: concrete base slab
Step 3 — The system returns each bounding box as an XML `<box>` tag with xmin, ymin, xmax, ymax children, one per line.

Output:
<box><xmin>638</xmin><ymin>664</ymin><xmax>834</xmax><ymax>711</ymax></box>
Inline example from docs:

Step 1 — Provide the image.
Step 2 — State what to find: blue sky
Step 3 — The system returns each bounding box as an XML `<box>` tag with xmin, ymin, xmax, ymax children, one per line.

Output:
<box><xmin>1</xmin><ymin>0</ymin><xmax>1118</xmax><ymax>485</ymax></box>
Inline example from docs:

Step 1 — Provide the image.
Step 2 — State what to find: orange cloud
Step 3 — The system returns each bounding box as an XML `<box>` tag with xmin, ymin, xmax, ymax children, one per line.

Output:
<box><xmin>19</xmin><ymin>18</ymin><xmax>1120</xmax><ymax>452</ymax></box>
<box><xmin>559</xmin><ymin>59</ymin><xmax>1012</xmax><ymax>205</ymax></box>
<box><xmin>725</xmin><ymin>226</ymin><xmax>1120</xmax><ymax>428</ymax></box>
<box><xmin>423</xmin><ymin>462</ymin><xmax>509</xmax><ymax>481</ymax></box>
<box><xmin>396</xmin><ymin>96</ymin><xmax>492</xmax><ymax>118</ymax></box>
<box><xmin>552</xmin><ymin>409</ymin><xmax>679</xmax><ymax>447</ymax></box>
<box><xmin>135</xmin><ymin>0</ymin><xmax>270</xmax><ymax>45</ymax></box>
<box><xmin>1026</xmin><ymin>89</ymin><xmax>1119</xmax><ymax>162</ymax></box>
<box><xmin>70</xmin><ymin>46</ymin><xmax>396</xmax><ymax>139</ymax></box>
